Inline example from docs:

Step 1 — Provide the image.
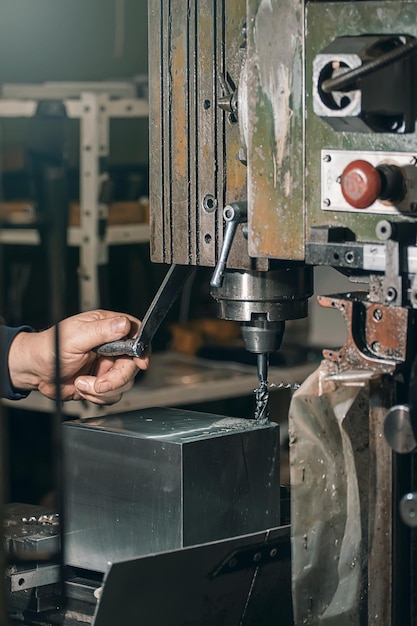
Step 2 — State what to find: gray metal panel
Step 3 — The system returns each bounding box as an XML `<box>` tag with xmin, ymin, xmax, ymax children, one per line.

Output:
<box><xmin>63</xmin><ymin>408</ymin><xmax>280</xmax><ymax>573</ymax></box>
<box><xmin>94</xmin><ymin>526</ymin><xmax>293</xmax><ymax>626</ymax></box>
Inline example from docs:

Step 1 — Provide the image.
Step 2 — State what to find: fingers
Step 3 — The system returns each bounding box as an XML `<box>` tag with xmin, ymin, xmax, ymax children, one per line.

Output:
<box><xmin>74</xmin><ymin>356</ymin><xmax>145</xmax><ymax>405</ymax></box>
<box><xmin>74</xmin><ymin>374</ymin><xmax>129</xmax><ymax>405</ymax></box>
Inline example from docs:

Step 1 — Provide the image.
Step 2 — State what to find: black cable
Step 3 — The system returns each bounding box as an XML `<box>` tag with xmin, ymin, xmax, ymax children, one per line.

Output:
<box><xmin>321</xmin><ymin>37</ymin><xmax>417</xmax><ymax>94</ymax></box>
<box><xmin>0</xmin><ymin>249</ymin><xmax>10</xmax><ymax>626</ymax></box>
<box><xmin>43</xmin><ymin>165</ymin><xmax>68</xmax><ymax>606</ymax></box>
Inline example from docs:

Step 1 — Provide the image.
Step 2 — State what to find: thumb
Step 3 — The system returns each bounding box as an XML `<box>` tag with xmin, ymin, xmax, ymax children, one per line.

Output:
<box><xmin>72</xmin><ymin>315</ymin><xmax>132</xmax><ymax>352</ymax></box>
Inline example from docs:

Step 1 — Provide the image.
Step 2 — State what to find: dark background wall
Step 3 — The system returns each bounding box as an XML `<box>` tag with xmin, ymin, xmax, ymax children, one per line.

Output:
<box><xmin>0</xmin><ymin>0</ymin><xmax>152</xmax><ymax>331</ymax></box>
<box><xmin>0</xmin><ymin>0</ymin><xmax>148</xmax><ymax>82</ymax></box>
<box><xmin>0</xmin><ymin>0</ymin><xmax>149</xmax><ymax>164</ymax></box>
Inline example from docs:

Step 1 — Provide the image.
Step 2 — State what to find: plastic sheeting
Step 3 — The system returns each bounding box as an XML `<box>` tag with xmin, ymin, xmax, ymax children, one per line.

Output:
<box><xmin>289</xmin><ymin>363</ymin><xmax>375</xmax><ymax>625</ymax></box>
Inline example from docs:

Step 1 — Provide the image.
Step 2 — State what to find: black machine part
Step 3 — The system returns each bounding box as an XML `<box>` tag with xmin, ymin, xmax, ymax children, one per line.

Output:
<box><xmin>96</xmin><ymin>264</ymin><xmax>195</xmax><ymax>358</ymax></box>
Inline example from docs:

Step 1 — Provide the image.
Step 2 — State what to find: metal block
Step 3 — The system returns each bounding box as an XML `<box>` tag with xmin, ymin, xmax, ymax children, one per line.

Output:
<box><xmin>63</xmin><ymin>408</ymin><xmax>280</xmax><ymax>573</ymax></box>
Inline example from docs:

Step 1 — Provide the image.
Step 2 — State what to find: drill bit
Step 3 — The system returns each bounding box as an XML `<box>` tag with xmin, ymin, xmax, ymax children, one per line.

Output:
<box><xmin>254</xmin><ymin>353</ymin><xmax>269</xmax><ymax>423</ymax></box>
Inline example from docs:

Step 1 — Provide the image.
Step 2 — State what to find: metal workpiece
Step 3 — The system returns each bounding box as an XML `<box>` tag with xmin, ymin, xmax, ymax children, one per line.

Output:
<box><xmin>63</xmin><ymin>408</ymin><xmax>280</xmax><ymax>574</ymax></box>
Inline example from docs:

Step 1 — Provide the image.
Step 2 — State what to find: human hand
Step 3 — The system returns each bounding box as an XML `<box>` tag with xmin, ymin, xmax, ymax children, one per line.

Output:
<box><xmin>8</xmin><ymin>310</ymin><xmax>149</xmax><ymax>405</ymax></box>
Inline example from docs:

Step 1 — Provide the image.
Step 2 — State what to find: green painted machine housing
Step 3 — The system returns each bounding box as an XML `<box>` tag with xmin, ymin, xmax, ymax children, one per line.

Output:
<box><xmin>245</xmin><ymin>0</ymin><xmax>305</xmax><ymax>261</ymax></box>
<box><xmin>149</xmin><ymin>0</ymin><xmax>417</xmax><ymax>266</ymax></box>
<box><xmin>305</xmin><ymin>1</ymin><xmax>417</xmax><ymax>246</ymax></box>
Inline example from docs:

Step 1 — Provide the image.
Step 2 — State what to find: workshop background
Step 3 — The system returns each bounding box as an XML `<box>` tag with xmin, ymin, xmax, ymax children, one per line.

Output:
<box><xmin>0</xmin><ymin>0</ymin><xmax>151</xmax><ymax>506</ymax></box>
<box><xmin>0</xmin><ymin>0</ymin><xmax>345</xmax><ymax>506</ymax></box>
<box><xmin>0</xmin><ymin>0</ymin><xmax>149</xmax><ymax>326</ymax></box>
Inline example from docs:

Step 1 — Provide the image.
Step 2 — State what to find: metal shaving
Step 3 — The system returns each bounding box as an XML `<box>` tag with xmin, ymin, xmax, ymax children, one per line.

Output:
<box><xmin>21</xmin><ymin>513</ymin><xmax>60</xmax><ymax>526</ymax></box>
<box><xmin>270</xmin><ymin>381</ymin><xmax>301</xmax><ymax>390</ymax></box>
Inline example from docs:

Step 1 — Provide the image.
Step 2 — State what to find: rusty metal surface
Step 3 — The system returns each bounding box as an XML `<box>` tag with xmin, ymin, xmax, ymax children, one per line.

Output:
<box><xmin>367</xmin><ymin>376</ymin><xmax>395</xmax><ymax>625</ymax></box>
<box><xmin>317</xmin><ymin>292</ymin><xmax>412</xmax><ymax>373</ymax></box>
<box><xmin>149</xmin><ymin>0</ymin><xmax>249</xmax><ymax>268</ymax></box>
<box><xmin>246</xmin><ymin>0</ymin><xmax>305</xmax><ymax>261</ymax></box>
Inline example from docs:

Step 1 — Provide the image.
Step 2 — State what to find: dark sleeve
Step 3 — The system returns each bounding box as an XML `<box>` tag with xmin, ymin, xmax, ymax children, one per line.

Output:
<box><xmin>0</xmin><ymin>325</ymin><xmax>34</xmax><ymax>400</ymax></box>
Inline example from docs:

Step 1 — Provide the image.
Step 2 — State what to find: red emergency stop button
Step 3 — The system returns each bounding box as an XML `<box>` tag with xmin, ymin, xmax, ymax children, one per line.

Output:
<box><xmin>340</xmin><ymin>159</ymin><xmax>382</xmax><ymax>209</ymax></box>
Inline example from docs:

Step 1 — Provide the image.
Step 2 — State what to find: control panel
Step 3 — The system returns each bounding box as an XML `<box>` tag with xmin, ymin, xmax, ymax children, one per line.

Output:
<box><xmin>321</xmin><ymin>150</ymin><xmax>417</xmax><ymax>215</ymax></box>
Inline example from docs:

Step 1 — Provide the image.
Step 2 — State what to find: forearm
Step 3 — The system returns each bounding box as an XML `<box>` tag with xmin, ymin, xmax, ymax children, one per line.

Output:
<box><xmin>1</xmin><ymin>311</ymin><xmax>148</xmax><ymax>405</ymax></box>
<box><xmin>0</xmin><ymin>326</ymin><xmax>35</xmax><ymax>399</ymax></box>
<box><xmin>8</xmin><ymin>329</ymin><xmax>49</xmax><ymax>393</ymax></box>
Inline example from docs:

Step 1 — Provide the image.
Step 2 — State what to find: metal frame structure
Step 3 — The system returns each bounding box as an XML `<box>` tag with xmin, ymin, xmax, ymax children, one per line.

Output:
<box><xmin>0</xmin><ymin>85</ymin><xmax>149</xmax><ymax>310</ymax></box>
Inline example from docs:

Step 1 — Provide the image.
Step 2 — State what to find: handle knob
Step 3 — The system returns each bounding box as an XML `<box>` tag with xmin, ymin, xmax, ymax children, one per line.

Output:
<box><xmin>340</xmin><ymin>159</ymin><xmax>382</xmax><ymax>209</ymax></box>
<box><xmin>383</xmin><ymin>404</ymin><xmax>417</xmax><ymax>454</ymax></box>
<box><xmin>210</xmin><ymin>202</ymin><xmax>247</xmax><ymax>288</ymax></box>
<box><xmin>340</xmin><ymin>159</ymin><xmax>406</xmax><ymax>209</ymax></box>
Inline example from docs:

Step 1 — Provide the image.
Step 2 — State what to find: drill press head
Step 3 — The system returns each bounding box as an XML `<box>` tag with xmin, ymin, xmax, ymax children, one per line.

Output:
<box><xmin>211</xmin><ymin>266</ymin><xmax>312</xmax><ymax>421</ymax></box>
<box><xmin>210</xmin><ymin>265</ymin><xmax>313</xmax><ymax>359</ymax></box>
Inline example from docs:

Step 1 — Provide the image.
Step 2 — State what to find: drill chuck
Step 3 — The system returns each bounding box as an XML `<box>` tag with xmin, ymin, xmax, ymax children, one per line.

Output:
<box><xmin>240</xmin><ymin>319</ymin><xmax>285</xmax><ymax>355</ymax></box>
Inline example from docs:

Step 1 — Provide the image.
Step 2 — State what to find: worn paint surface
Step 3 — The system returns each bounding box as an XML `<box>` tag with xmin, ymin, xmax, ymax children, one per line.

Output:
<box><xmin>246</xmin><ymin>0</ymin><xmax>305</xmax><ymax>260</ymax></box>
<box><xmin>149</xmin><ymin>0</ymin><xmax>248</xmax><ymax>268</ymax></box>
